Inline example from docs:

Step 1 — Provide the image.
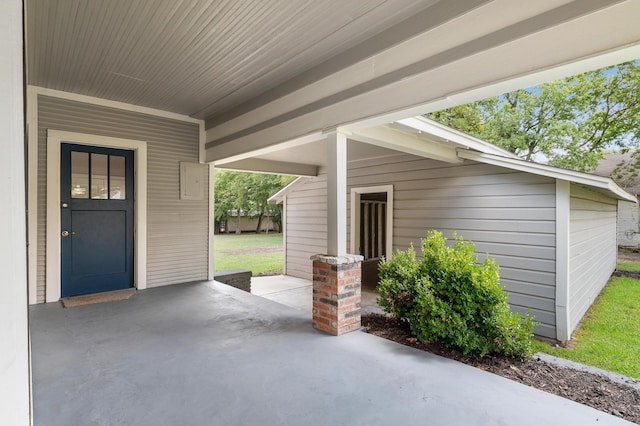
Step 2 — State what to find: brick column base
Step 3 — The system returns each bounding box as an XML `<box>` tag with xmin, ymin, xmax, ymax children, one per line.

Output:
<box><xmin>310</xmin><ymin>254</ymin><xmax>364</xmax><ymax>335</ymax></box>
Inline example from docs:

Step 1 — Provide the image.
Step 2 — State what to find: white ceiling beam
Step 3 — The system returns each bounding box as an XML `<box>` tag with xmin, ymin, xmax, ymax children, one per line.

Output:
<box><xmin>206</xmin><ymin>130</ymin><xmax>324</xmax><ymax>163</ymax></box>
<box><xmin>215</xmin><ymin>158</ymin><xmax>318</xmax><ymax>176</ymax></box>
<box><xmin>205</xmin><ymin>0</ymin><xmax>640</xmax><ymax>162</ymax></box>
<box><xmin>347</xmin><ymin>126</ymin><xmax>462</xmax><ymax>164</ymax></box>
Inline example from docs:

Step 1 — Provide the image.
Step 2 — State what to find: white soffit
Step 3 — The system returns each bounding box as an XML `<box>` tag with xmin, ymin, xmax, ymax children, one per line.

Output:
<box><xmin>346</xmin><ymin>125</ymin><xmax>462</xmax><ymax>164</ymax></box>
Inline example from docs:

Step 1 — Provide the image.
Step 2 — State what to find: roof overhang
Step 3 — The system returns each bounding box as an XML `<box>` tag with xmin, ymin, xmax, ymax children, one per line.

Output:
<box><xmin>205</xmin><ymin>0</ymin><xmax>640</xmax><ymax>163</ymax></box>
<box><xmin>458</xmin><ymin>150</ymin><xmax>638</xmax><ymax>203</ymax></box>
<box><xmin>268</xmin><ymin>177</ymin><xmax>309</xmax><ymax>204</ymax></box>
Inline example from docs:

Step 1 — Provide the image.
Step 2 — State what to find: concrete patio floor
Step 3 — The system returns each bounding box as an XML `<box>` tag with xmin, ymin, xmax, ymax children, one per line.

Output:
<box><xmin>251</xmin><ymin>275</ymin><xmax>382</xmax><ymax>314</ymax></box>
<box><xmin>30</xmin><ymin>281</ymin><xmax>632</xmax><ymax>425</ymax></box>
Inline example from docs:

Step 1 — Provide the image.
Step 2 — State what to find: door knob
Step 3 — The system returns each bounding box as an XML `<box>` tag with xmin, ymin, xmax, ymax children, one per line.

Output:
<box><xmin>61</xmin><ymin>230</ymin><xmax>70</xmax><ymax>237</ymax></box>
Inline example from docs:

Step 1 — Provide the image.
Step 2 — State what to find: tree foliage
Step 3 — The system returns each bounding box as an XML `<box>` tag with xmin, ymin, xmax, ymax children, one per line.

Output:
<box><xmin>214</xmin><ymin>170</ymin><xmax>293</xmax><ymax>233</ymax></box>
<box><xmin>427</xmin><ymin>61</ymin><xmax>640</xmax><ymax>172</ymax></box>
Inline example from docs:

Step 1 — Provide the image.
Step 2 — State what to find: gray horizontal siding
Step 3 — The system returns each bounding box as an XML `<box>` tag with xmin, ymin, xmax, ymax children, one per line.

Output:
<box><xmin>284</xmin><ymin>173</ymin><xmax>327</xmax><ymax>281</ymax></box>
<box><xmin>346</xmin><ymin>154</ymin><xmax>557</xmax><ymax>338</ymax></box>
<box><xmin>284</xmin><ymin>152</ymin><xmax>558</xmax><ymax>337</ymax></box>
<box><xmin>568</xmin><ymin>184</ymin><xmax>617</xmax><ymax>333</ymax></box>
<box><xmin>37</xmin><ymin>95</ymin><xmax>207</xmax><ymax>302</ymax></box>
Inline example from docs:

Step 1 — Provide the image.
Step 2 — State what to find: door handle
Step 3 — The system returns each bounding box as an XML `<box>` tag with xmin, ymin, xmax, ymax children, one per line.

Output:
<box><xmin>61</xmin><ymin>230</ymin><xmax>70</xmax><ymax>237</ymax></box>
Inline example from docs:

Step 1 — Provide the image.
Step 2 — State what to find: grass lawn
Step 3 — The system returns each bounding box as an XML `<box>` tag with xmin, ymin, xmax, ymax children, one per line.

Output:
<box><xmin>533</xmin><ymin>275</ymin><xmax>640</xmax><ymax>378</ymax></box>
<box><xmin>214</xmin><ymin>233</ymin><xmax>283</xmax><ymax>276</ymax></box>
<box><xmin>616</xmin><ymin>261</ymin><xmax>640</xmax><ymax>272</ymax></box>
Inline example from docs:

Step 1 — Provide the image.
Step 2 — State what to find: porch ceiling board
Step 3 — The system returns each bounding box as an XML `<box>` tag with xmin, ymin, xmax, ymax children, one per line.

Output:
<box><xmin>26</xmin><ymin>0</ymin><xmax>438</xmax><ymax>118</ymax></box>
<box><xmin>26</xmin><ymin>0</ymin><xmax>640</xmax><ymax>166</ymax></box>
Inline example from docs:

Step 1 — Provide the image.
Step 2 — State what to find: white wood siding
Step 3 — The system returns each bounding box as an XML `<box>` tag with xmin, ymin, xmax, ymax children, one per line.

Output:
<box><xmin>568</xmin><ymin>184</ymin><xmax>617</xmax><ymax>333</ymax></box>
<box><xmin>36</xmin><ymin>95</ymin><xmax>208</xmax><ymax>302</ymax></box>
<box><xmin>284</xmin><ymin>172</ymin><xmax>328</xmax><ymax>280</ymax></box>
<box><xmin>284</xmin><ymin>152</ymin><xmax>558</xmax><ymax>337</ymax></box>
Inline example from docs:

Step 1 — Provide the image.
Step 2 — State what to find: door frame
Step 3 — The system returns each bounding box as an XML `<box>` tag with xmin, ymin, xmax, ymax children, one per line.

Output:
<box><xmin>46</xmin><ymin>130</ymin><xmax>147</xmax><ymax>302</ymax></box>
<box><xmin>349</xmin><ymin>185</ymin><xmax>393</xmax><ymax>258</ymax></box>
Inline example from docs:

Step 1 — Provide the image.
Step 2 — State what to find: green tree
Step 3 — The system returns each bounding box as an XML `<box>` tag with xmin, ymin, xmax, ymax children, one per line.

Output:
<box><xmin>248</xmin><ymin>173</ymin><xmax>293</xmax><ymax>233</ymax></box>
<box><xmin>214</xmin><ymin>170</ymin><xmax>293</xmax><ymax>234</ymax></box>
<box><xmin>428</xmin><ymin>103</ymin><xmax>485</xmax><ymax>135</ymax></box>
<box><xmin>214</xmin><ymin>171</ymin><xmax>252</xmax><ymax>234</ymax></box>
<box><xmin>427</xmin><ymin>61</ymin><xmax>640</xmax><ymax>172</ymax></box>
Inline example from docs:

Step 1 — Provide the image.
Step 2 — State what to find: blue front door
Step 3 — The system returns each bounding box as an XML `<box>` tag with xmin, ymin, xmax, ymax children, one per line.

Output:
<box><xmin>60</xmin><ymin>144</ymin><xmax>134</xmax><ymax>297</ymax></box>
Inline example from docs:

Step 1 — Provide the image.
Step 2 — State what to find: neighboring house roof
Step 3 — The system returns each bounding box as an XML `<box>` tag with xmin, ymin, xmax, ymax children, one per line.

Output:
<box><xmin>270</xmin><ymin>117</ymin><xmax>637</xmax><ymax>204</ymax></box>
<box><xmin>594</xmin><ymin>152</ymin><xmax>640</xmax><ymax>196</ymax></box>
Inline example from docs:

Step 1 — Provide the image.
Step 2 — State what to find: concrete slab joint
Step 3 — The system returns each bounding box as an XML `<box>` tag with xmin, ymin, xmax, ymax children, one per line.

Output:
<box><xmin>311</xmin><ymin>254</ymin><xmax>363</xmax><ymax>335</ymax></box>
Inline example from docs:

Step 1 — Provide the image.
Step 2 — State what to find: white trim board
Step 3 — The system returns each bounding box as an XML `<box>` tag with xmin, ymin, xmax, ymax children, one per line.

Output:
<box><xmin>282</xmin><ymin>195</ymin><xmax>288</xmax><ymax>275</ymax></box>
<box><xmin>350</xmin><ymin>185</ymin><xmax>394</xmax><ymax>259</ymax></box>
<box><xmin>45</xmin><ymin>130</ymin><xmax>148</xmax><ymax>302</ymax></box>
<box><xmin>27</xmin><ymin>86</ymin><xmax>39</xmax><ymax>304</ymax></box>
<box><xmin>555</xmin><ymin>180</ymin><xmax>571</xmax><ymax>342</ymax></box>
<box><xmin>268</xmin><ymin>177</ymin><xmax>308</xmax><ymax>204</ymax></box>
<box><xmin>208</xmin><ymin>163</ymin><xmax>215</xmax><ymax>280</ymax></box>
<box><xmin>30</xmin><ymin>85</ymin><xmax>202</xmax><ymax>124</ymax></box>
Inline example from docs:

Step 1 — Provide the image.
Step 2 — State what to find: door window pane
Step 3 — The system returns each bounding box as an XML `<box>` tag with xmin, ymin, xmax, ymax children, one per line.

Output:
<box><xmin>91</xmin><ymin>154</ymin><xmax>108</xmax><ymax>199</ymax></box>
<box><xmin>109</xmin><ymin>155</ymin><xmax>126</xmax><ymax>200</ymax></box>
<box><xmin>71</xmin><ymin>151</ymin><xmax>89</xmax><ymax>199</ymax></box>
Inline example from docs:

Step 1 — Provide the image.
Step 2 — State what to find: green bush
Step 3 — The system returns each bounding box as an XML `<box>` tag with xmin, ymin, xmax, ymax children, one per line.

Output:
<box><xmin>377</xmin><ymin>231</ymin><xmax>537</xmax><ymax>357</ymax></box>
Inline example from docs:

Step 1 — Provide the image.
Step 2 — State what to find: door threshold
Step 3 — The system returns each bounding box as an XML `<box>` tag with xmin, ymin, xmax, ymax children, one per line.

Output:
<box><xmin>61</xmin><ymin>288</ymin><xmax>136</xmax><ymax>308</ymax></box>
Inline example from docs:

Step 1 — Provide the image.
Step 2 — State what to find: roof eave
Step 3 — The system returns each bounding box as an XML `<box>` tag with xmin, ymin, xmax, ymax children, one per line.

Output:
<box><xmin>268</xmin><ymin>177</ymin><xmax>308</xmax><ymax>204</ymax></box>
<box><xmin>458</xmin><ymin>150</ymin><xmax>637</xmax><ymax>203</ymax></box>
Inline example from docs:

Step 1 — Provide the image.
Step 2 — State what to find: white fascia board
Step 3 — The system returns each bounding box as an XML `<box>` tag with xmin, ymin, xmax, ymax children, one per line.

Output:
<box><xmin>347</xmin><ymin>125</ymin><xmax>461</xmax><ymax>164</ymax></box>
<box><xmin>268</xmin><ymin>177</ymin><xmax>308</xmax><ymax>204</ymax></box>
<box><xmin>208</xmin><ymin>131</ymin><xmax>325</xmax><ymax>163</ymax></box>
<box><xmin>396</xmin><ymin>116</ymin><xmax>519</xmax><ymax>158</ymax></box>
<box><xmin>216</xmin><ymin>158</ymin><xmax>317</xmax><ymax>177</ymax></box>
<box><xmin>458</xmin><ymin>150</ymin><xmax>637</xmax><ymax>202</ymax></box>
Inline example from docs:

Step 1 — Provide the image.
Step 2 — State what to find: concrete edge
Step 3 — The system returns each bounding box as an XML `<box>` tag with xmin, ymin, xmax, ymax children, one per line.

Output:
<box><xmin>534</xmin><ymin>352</ymin><xmax>640</xmax><ymax>391</ymax></box>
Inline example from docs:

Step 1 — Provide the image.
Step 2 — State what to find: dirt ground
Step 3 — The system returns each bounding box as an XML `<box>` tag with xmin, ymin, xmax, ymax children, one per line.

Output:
<box><xmin>618</xmin><ymin>248</ymin><xmax>640</xmax><ymax>263</ymax></box>
<box><xmin>363</xmin><ymin>313</ymin><xmax>640</xmax><ymax>424</ymax></box>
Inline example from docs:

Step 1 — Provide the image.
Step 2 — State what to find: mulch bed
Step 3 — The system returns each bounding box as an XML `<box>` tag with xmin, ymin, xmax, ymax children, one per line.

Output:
<box><xmin>363</xmin><ymin>313</ymin><xmax>640</xmax><ymax>424</ymax></box>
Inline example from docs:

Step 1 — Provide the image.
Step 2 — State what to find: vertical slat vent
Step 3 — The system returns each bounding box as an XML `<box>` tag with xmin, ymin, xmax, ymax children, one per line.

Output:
<box><xmin>359</xmin><ymin>192</ymin><xmax>387</xmax><ymax>260</ymax></box>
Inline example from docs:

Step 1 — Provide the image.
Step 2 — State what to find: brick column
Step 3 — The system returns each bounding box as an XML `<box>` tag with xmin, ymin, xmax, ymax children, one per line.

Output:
<box><xmin>310</xmin><ymin>254</ymin><xmax>363</xmax><ymax>335</ymax></box>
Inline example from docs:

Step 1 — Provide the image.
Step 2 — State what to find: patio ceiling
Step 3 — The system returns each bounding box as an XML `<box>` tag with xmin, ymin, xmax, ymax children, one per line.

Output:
<box><xmin>26</xmin><ymin>0</ymin><xmax>439</xmax><ymax>118</ymax></box>
<box><xmin>26</xmin><ymin>0</ymin><xmax>640</xmax><ymax>165</ymax></box>
<box><xmin>214</xmin><ymin>120</ymin><xmax>471</xmax><ymax>176</ymax></box>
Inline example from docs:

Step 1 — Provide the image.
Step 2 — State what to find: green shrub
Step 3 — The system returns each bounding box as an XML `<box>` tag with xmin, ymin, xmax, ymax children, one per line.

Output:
<box><xmin>376</xmin><ymin>244</ymin><xmax>423</xmax><ymax>322</ymax></box>
<box><xmin>377</xmin><ymin>231</ymin><xmax>537</xmax><ymax>357</ymax></box>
